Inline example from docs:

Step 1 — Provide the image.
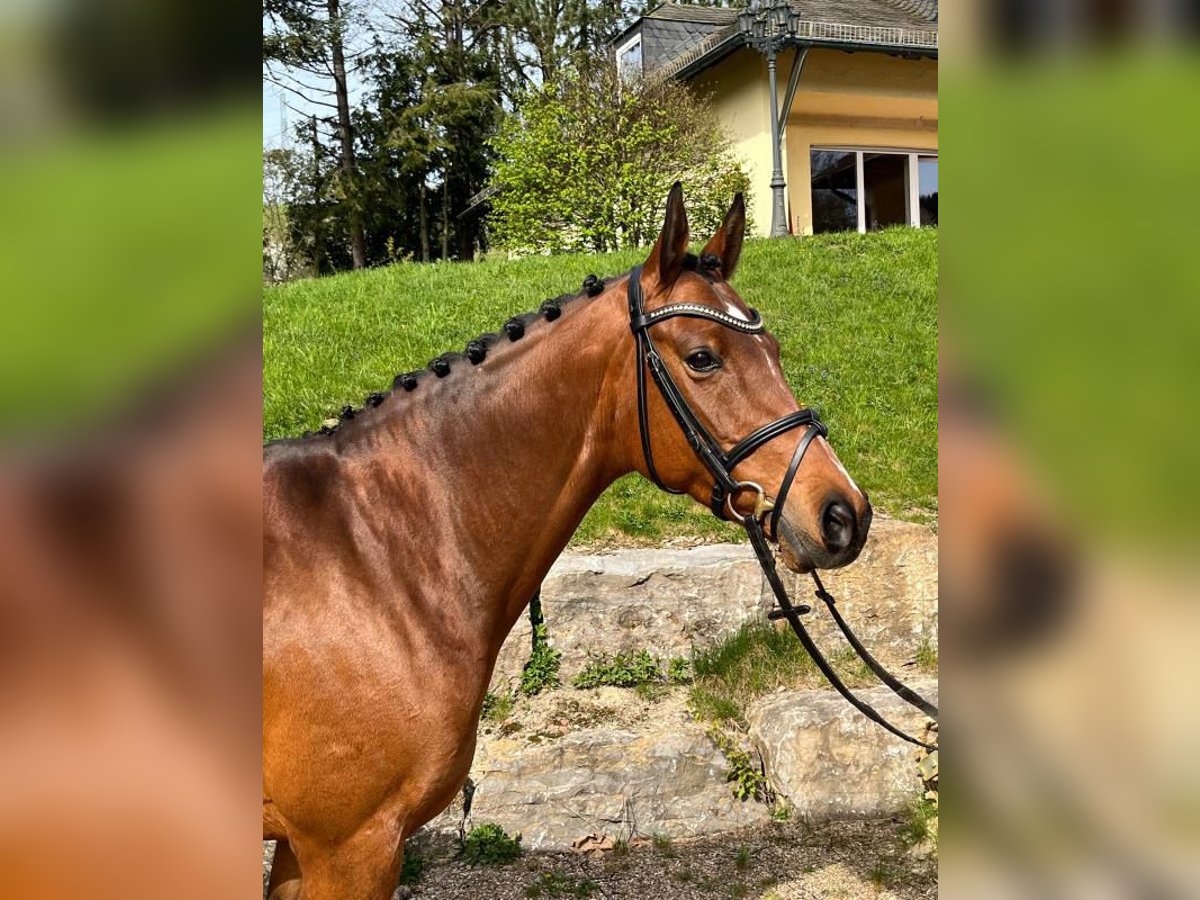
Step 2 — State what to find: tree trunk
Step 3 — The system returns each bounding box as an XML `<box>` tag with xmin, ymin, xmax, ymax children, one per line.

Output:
<box><xmin>419</xmin><ymin>181</ymin><xmax>429</xmax><ymax>263</ymax></box>
<box><xmin>441</xmin><ymin>178</ymin><xmax>450</xmax><ymax>261</ymax></box>
<box><xmin>328</xmin><ymin>0</ymin><xmax>366</xmax><ymax>270</ymax></box>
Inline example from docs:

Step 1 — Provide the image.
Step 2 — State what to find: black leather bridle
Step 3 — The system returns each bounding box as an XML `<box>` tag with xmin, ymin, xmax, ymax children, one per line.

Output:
<box><xmin>628</xmin><ymin>265</ymin><xmax>938</xmax><ymax>749</ymax></box>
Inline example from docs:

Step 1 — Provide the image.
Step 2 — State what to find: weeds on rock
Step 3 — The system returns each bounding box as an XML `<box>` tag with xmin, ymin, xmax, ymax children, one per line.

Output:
<box><xmin>914</xmin><ymin>639</ymin><xmax>938</xmax><ymax>671</ymax></box>
<box><xmin>461</xmin><ymin>823</ymin><xmax>523</xmax><ymax>865</ymax></box>
<box><xmin>573</xmin><ymin>649</ymin><xmax>662</xmax><ymax>688</ymax></box>
<box><xmin>666</xmin><ymin>656</ymin><xmax>693</xmax><ymax>683</ymax></box>
<box><xmin>481</xmin><ymin>691</ymin><xmax>515</xmax><ymax>722</ymax></box>
<box><xmin>906</xmin><ymin>721</ymin><xmax>939</xmax><ymax>851</ymax></box>
<box><xmin>652</xmin><ymin>833</ymin><xmax>676</xmax><ymax>857</ymax></box>
<box><xmin>520</xmin><ymin>624</ymin><xmax>561</xmax><ymax>696</ymax></box>
<box><xmin>710</xmin><ymin>729</ymin><xmax>773</xmax><ymax>804</ymax></box>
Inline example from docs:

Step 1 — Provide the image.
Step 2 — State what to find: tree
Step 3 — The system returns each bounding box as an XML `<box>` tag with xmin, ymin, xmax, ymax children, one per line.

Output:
<box><xmin>382</xmin><ymin>0</ymin><xmax>503</xmax><ymax>261</ymax></box>
<box><xmin>487</xmin><ymin>60</ymin><xmax>752</xmax><ymax>254</ymax></box>
<box><xmin>264</xmin><ymin>0</ymin><xmax>369</xmax><ymax>268</ymax></box>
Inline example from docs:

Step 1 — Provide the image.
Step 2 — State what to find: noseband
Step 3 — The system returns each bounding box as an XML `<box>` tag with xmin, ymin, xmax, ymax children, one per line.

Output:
<box><xmin>627</xmin><ymin>265</ymin><xmax>938</xmax><ymax>749</ymax></box>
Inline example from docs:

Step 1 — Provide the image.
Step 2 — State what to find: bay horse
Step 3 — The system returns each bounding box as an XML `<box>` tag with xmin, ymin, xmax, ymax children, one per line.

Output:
<box><xmin>263</xmin><ymin>185</ymin><xmax>872</xmax><ymax>900</ymax></box>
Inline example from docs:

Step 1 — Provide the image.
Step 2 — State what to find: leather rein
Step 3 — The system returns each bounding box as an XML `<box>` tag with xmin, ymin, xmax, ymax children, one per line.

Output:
<box><xmin>627</xmin><ymin>265</ymin><xmax>938</xmax><ymax>750</ymax></box>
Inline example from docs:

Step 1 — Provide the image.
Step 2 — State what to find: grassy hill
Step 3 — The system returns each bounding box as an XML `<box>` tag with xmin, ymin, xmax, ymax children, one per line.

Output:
<box><xmin>264</xmin><ymin>228</ymin><xmax>937</xmax><ymax>545</ymax></box>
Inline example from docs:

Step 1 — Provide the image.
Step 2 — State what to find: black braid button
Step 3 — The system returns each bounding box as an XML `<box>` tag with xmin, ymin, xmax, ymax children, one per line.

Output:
<box><xmin>465</xmin><ymin>340</ymin><xmax>487</xmax><ymax>364</ymax></box>
<box><xmin>583</xmin><ymin>274</ymin><xmax>603</xmax><ymax>297</ymax></box>
<box><xmin>503</xmin><ymin>318</ymin><xmax>525</xmax><ymax>341</ymax></box>
<box><xmin>540</xmin><ymin>300</ymin><xmax>562</xmax><ymax>321</ymax></box>
<box><xmin>429</xmin><ymin>356</ymin><xmax>451</xmax><ymax>377</ymax></box>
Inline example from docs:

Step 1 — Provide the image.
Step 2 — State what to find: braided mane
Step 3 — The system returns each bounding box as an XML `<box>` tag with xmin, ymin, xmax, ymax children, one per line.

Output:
<box><xmin>298</xmin><ymin>253</ymin><xmax>721</xmax><ymax>439</ymax></box>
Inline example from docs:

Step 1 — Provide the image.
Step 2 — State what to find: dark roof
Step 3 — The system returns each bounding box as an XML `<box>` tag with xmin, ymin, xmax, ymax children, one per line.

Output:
<box><xmin>645</xmin><ymin>4</ymin><xmax>738</xmax><ymax>25</ymax></box>
<box><xmin>614</xmin><ymin>2</ymin><xmax>938</xmax><ymax>76</ymax></box>
<box><xmin>791</xmin><ymin>0</ymin><xmax>937</xmax><ymax>31</ymax></box>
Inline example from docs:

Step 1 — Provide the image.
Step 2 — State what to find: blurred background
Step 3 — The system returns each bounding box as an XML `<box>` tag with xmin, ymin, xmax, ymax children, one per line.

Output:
<box><xmin>0</xmin><ymin>0</ymin><xmax>260</xmax><ymax>896</ymax></box>
<box><xmin>2</xmin><ymin>0</ymin><xmax>1199</xmax><ymax>895</ymax></box>
<box><xmin>941</xmin><ymin>0</ymin><xmax>1200</xmax><ymax>896</ymax></box>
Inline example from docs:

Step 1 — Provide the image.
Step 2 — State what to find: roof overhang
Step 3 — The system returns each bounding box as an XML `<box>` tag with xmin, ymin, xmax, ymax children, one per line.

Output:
<box><xmin>661</xmin><ymin>23</ymin><xmax>938</xmax><ymax>81</ymax></box>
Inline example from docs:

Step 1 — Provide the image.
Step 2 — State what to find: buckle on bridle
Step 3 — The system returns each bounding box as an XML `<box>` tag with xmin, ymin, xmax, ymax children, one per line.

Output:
<box><xmin>725</xmin><ymin>481</ymin><xmax>774</xmax><ymax>524</ymax></box>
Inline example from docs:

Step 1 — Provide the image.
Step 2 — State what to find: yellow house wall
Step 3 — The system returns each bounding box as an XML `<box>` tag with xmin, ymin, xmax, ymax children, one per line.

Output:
<box><xmin>689</xmin><ymin>47</ymin><xmax>777</xmax><ymax>237</ymax></box>
<box><xmin>688</xmin><ymin>47</ymin><xmax>937</xmax><ymax>237</ymax></box>
<box><xmin>785</xmin><ymin>50</ymin><xmax>937</xmax><ymax>235</ymax></box>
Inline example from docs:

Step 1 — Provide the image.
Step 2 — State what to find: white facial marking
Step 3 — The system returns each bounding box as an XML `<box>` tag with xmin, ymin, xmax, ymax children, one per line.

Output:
<box><xmin>821</xmin><ymin>437</ymin><xmax>863</xmax><ymax>498</ymax></box>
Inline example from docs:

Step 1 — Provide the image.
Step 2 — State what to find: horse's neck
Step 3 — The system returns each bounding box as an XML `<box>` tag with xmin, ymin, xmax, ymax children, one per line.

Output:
<box><xmin>351</xmin><ymin>284</ymin><xmax>636</xmax><ymax>644</ymax></box>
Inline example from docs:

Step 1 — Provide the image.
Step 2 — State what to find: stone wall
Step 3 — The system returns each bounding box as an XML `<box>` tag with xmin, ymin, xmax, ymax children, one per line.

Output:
<box><xmin>491</xmin><ymin>517</ymin><xmax>936</xmax><ymax>692</ymax></box>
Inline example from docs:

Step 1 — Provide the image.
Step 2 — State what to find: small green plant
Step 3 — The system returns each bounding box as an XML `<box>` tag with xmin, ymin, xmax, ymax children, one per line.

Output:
<box><xmin>481</xmin><ymin>691</ymin><xmax>515</xmax><ymax>722</ymax></box>
<box><xmin>734</xmin><ymin>845</ymin><xmax>753</xmax><ymax>871</ymax></box>
<box><xmin>915</xmin><ymin>639</ymin><xmax>939</xmax><ymax>671</ymax></box>
<box><xmin>666</xmin><ymin>656</ymin><xmax>693</xmax><ymax>684</ymax></box>
<box><xmin>399</xmin><ymin>845</ymin><xmax>424</xmax><ymax>884</ymax></box>
<box><xmin>520</xmin><ymin>624</ymin><xmax>561</xmax><ymax>696</ymax></box>
<box><xmin>869</xmin><ymin>861</ymin><xmax>894</xmax><ymax>889</ymax></box>
<box><xmin>689</xmin><ymin>687</ymin><xmax>743</xmax><ymax>725</ymax></box>
<box><xmin>711</xmin><ymin>729</ymin><xmax>772</xmax><ymax>803</ymax></box>
<box><xmin>461</xmin><ymin>823</ymin><xmax>523</xmax><ymax>865</ymax></box>
<box><xmin>573</xmin><ymin>649</ymin><xmax>662</xmax><ymax>689</ymax></box>
<box><xmin>633</xmin><ymin>681</ymin><xmax>669</xmax><ymax>702</ymax></box>
<box><xmin>611</xmin><ymin>837</ymin><xmax>629</xmax><ymax>857</ymax></box>
<box><xmin>524</xmin><ymin>870</ymin><xmax>596</xmax><ymax>898</ymax></box>
<box><xmin>651</xmin><ymin>833</ymin><xmax>676</xmax><ymax>857</ymax></box>
<box><xmin>902</xmin><ymin>795</ymin><xmax>940</xmax><ymax>849</ymax></box>
<box><xmin>769</xmin><ymin>800</ymin><xmax>792</xmax><ymax>822</ymax></box>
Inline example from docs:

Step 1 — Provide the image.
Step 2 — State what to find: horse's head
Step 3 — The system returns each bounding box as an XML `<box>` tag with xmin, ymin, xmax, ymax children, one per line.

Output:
<box><xmin>627</xmin><ymin>183</ymin><xmax>871</xmax><ymax>572</ymax></box>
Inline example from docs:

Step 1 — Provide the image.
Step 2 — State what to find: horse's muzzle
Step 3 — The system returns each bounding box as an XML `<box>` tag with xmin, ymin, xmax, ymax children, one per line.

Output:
<box><xmin>777</xmin><ymin>494</ymin><xmax>872</xmax><ymax>572</ymax></box>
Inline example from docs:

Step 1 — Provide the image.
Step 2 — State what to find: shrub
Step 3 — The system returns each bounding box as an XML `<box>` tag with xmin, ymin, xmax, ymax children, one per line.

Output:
<box><xmin>488</xmin><ymin>58</ymin><xmax>752</xmax><ymax>255</ymax></box>
<box><xmin>461</xmin><ymin>823</ymin><xmax>523</xmax><ymax>865</ymax></box>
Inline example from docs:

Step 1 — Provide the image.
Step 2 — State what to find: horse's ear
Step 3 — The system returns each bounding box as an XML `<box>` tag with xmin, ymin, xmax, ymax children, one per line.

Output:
<box><xmin>700</xmin><ymin>192</ymin><xmax>746</xmax><ymax>280</ymax></box>
<box><xmin>644</xmin><ymin>181</ymin><xmax>690</xmax><ymax>291</ymax></box>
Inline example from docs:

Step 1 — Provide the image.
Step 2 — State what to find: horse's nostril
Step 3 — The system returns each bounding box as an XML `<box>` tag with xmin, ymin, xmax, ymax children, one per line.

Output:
<box><xmin>821</xmin><ymin>499</ymin><xmax>856</xmax><ymax>554</ymax></box>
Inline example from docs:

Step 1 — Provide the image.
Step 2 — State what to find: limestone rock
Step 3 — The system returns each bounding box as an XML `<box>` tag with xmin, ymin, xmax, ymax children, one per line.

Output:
<box><xmin>748</xmin><ymin>678</ymin><xmax>938</xmax><ymax>820</ymax></box>
<box><xmin>427</xmin><ymin>689</ymin><xmax>769</xmax><ymax>850</ymax></box>
<box><xmin>780</xmin><ymin>519</ymin><xmax>938</xmax><ymax>668</ymax></box>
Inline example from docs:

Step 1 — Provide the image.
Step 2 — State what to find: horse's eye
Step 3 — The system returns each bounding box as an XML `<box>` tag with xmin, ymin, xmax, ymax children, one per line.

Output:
<box><xmin>685</xmin><ymin>349</ymin><xmax>721</xmax><ymax>372</ymax></box>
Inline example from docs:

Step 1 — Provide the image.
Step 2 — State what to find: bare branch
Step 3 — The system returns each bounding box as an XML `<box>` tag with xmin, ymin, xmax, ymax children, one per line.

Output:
<box><xmin>265</xmin><ymin>72</ymin><xmax>340</xmax><ymax>109</ymax></box>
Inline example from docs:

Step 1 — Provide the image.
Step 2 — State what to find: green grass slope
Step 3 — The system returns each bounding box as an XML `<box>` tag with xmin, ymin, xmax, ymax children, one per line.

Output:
<box><xmin>264</xmin><ymin>228</ymin><xmax>936</xmax><ymax>545</ymax></box>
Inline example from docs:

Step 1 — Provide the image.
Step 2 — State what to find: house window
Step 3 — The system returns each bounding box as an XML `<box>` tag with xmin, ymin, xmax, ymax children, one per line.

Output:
<box><xmin>918</xmin><ymin>155</ymin><xmax>938</xmax><ymax>226</ymax></box>
<box><xmin>810</xmin><ymin>150</ymin><xmax>939</xmax><ymax>234</ymax></box>
<box><xmin>810</xmin><ymin>151</ymin><xmax>859</xmax><ymax>234</ymax></box>
<box><xmin>616</xmin><ymin>35</ymin><xmax>643</xmax><ymax>82</ymax></box>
